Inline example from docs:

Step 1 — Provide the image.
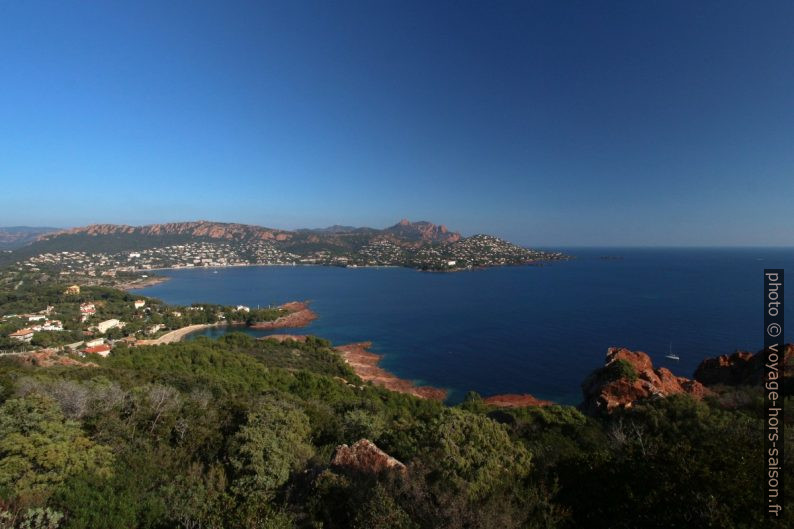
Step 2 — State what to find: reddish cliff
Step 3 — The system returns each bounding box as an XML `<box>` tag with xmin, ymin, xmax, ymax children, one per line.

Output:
<box><xmin>581</xmin><ymin>347</ymin><xmax>709</xmax><ymax>415</ymax></box>
<box><xmin>694</xmin><ymin>344</ymin><xmax>793</xmax><ymax>386</ymax></box>
<box><xmin>383</xmin><ymin>219</ymin><xmax>461</xmax><ymax>244</ymax></box>
<box><xmin>48</xmin><ymin>221</ymin><xmax>292</xmax><ymax>242</ymax></box>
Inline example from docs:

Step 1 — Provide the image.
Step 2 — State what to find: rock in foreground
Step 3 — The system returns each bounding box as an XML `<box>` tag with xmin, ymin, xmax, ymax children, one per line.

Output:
<box><xmin>331</xmin><ymin>439</ymin><xmax>406</xmax><ymax>475</ymax></box>
<box><xmin>581</xmin><ymin>347</ymin><xmax>709</xmax><ymax>415</ymax></box>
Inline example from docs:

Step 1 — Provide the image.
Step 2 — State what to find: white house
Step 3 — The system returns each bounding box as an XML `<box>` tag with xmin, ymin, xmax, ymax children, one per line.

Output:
<box><xmin>10</xmin><ymin>328</ymin><xmax>34</xmax><ymax>342</ymax></box>
<box><xmin>134</xmin><ymin>300</ymin><xmax>146</xmax><ymax>309</ymax></box>
<box><xmin>97</xmin><ymin>319</ymin><xmax>122</xmax><ymax>334</ymax></box>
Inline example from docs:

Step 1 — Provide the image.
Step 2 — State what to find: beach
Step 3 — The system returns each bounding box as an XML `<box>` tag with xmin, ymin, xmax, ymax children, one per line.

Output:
<box><xmin>134</xmin><ymin>323</ymin><xmax>222</xmax><ymax>345</ymax></box>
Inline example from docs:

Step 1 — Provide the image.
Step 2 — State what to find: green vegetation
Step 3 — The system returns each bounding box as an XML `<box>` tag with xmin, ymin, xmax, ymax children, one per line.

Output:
<box><xmin>0</xmin><ymin>330</ymin><xmax>789</xmax><ymax>528</ymax></box>
<box><xmin>0</xmin><ymin>272</ymin><xmax>286</xmax><ymax>352</ymax></box>
<box><xmin>0</xmin><ymin>275</ymin><xmax>791</xmax><ymax>528</ymax></box>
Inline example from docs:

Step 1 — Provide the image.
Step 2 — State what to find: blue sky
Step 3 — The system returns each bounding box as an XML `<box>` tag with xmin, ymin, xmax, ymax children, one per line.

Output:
<box><xmin>1</xmin><ymin>1</ymin><xmax>792</xmax><ymax>246</ymax></box>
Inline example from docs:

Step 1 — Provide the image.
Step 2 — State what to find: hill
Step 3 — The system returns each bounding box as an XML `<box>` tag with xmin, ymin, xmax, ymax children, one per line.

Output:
<box><xmin>0</xmin><ymin>226</ymin><xmax>59</xmax><ymax>250</ymax></box>
<box><xmin>4</xmin><ymin>219</ymin><xmax>566</xmax><ymax>273</ymax></box>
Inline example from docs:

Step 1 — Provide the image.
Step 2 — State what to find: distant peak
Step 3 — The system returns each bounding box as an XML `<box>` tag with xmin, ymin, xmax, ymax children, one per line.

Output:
<box><xmin>398</xmin><ymin>218</ymin><xmax>411</xmax><ymax>226</ymax></box>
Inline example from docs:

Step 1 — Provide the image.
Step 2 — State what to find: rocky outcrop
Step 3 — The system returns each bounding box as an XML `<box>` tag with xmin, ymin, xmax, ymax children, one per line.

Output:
<box><xmin>336</xmin><ymin>342</ymin><xmax>447</xmax><ymax>400</ymax></box>
<box><xmin>581</xmin><ymin>347</ymin><xmax>709</xmax><ymax>415</ymax></box>
<box><xmin>331</xmin><ymin>439</ymin><xmax>406</xmax><ymax>475</ymax></box>
<box><xmin>48</xmin><ymin>221</ymin><xmax>291</xmax><ymax>242</ymax></box>
<box><xmin>694</xmin><ymin>344</ymin><xmax>793</xmax><ymax>386</ymax></box>
<box><xmin>248</xmin><ymin>301</ymin><xmax>317</xmax><ymax>329</ymax></box>
<box><xmin>482</xmin><ymin>394</ymin><xmax>554</xmax><ymax>408</ymax></box>
<box><xmin>383</xmin><ymin>219</ymin><xmax>461</xmax><ymax>244</ymax></box>
<box><xmin>44</xmin><ymin>219</ymin><xmax>463</xmax><ymax>246</ymax></box>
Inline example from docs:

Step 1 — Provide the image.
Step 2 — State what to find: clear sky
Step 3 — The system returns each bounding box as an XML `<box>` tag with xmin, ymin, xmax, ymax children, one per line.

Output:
<box><xmin>1</xmin><ymin>1</ymin><xmax>792</xmax><ymax>246</ymax></box>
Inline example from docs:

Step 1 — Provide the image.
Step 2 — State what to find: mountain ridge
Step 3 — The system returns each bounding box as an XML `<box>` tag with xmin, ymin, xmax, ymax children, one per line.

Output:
<box><xmin>39</xmin><ymin>219</ymin><xmax>460</xmax><ymax>244</ymax></box>
<box><xmin>6</xmin><ymin>219</ymin><xmax>566</xmax><ymax>272</ymax></box>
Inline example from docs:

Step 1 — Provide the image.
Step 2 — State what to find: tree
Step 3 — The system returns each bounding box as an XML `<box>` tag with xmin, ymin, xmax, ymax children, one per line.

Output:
<box><xmin>419</xmin><ymin>408</ymin><xmax>532</xmax><ymax>501</ymax></box>
<box><xmin>227</xmin><ymin>396</ymin><xmax>313</xmax><ymax>494</ymax></box>
<box><xmin>0</xmin><ymin>395</ymin><xmax>113</xmax><ymax>507</ymax></box>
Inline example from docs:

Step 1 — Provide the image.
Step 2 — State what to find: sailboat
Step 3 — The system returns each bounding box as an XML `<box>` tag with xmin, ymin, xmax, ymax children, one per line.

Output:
<box><xmin>664</xmin><ymin>342</ymin><xmax>679</xmax><ymax>361</ymax></box>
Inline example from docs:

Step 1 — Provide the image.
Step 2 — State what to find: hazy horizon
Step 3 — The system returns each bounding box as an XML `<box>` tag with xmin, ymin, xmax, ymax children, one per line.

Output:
<box><xmin>2</xmin><ymin>1</ymin><xmax>793</xmax><ymax>246</ymax></box>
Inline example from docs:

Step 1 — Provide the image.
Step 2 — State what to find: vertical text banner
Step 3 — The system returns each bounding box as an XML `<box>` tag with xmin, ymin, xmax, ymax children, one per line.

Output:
<box><xmin>764</xmin><ymin>269</ymin><xmax>784</xmax><ymax>518</ymax></box>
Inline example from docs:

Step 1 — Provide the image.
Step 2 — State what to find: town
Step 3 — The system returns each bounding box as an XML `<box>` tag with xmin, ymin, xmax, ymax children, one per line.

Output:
<box><xmin>17</xmin><ymin>235</ymin><xmax>567</xmax><ymax>282</ymax></box>
<box><xmin>0</xmin><ymin>271</ymin><xmax>286</xmax><ymax>359</ymax></box>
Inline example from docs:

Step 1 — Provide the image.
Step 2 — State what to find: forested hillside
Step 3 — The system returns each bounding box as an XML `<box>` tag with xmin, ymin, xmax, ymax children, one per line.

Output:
<box><xmin>0</xmin><ymin>333</ymin><xmax>790</xmax><ymax>528</ymax></box>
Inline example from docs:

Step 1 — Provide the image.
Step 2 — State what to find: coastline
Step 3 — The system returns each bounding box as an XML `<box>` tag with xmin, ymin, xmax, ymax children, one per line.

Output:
<box><xmin>335</xmin><ymin>341</ymin><xmax>448</xmax><ymax>401</ymax></box>
<box><xmin>118</xmin><ymin>275</ymin><xmax>171</xmax><ymax>291</ymax></box>
<box><xmin>133</xmin><ymin>301</ymin><xmax>318</xmax><ymax>345</ymax></box>
<box><xmin>119</xmin><ymin>259</ymin><xmax>564</xmax><ymax>286</ymax></box>
<box><xmin>248</xmin><ymin>301</ymin><xmax>317</xmax><ymax>329</ymax></box>
<box><xmin>134</xmin><ymin>323</ymin><xmax>224</xmax><ymax>345</ymax></box>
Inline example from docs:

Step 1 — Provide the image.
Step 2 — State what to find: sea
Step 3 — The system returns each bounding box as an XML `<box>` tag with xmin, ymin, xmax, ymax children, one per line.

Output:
<box><xmin>132</xmin><ymin>247</ymin><xmax>794</xmax><ymax>404</ymax></box>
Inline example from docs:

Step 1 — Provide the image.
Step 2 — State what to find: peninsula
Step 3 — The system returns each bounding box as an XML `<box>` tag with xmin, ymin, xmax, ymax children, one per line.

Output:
<box><xmin>1</xmin><ymin>219</ymin><xmax>566</xmax><ymax>287</ymax></box>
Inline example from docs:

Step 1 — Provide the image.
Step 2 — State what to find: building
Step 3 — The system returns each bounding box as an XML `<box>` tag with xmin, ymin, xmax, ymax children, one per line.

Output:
<box><xmin>147</xmin><ymin>323</ymin><xmax>165</xmax><ymax>335</ymax></box>
<box><xmin>80</xmin><ymin>302</ymin><xmax>96</xmax><ymax>314</ymax></box>
<box><xmin>85</xmin><ymin>338</ymin><xmax>105</xmax><ymax>348</ymax></box>
<box><xmin>97</xmin><ymin>319</ymin><xmax>122</xmax><ymax>334</ymax></box>
<box><xmin>134</xmin><ymin>300</ymin><xmax>146</xmax><ymax>309</ymax></box>
<box><xmin>65</xmin><ymin>285</ymin><xmax>80</xmax><ymax>295</ymax></box>
<box><xmin>82</xmin><ymin>344</ymin><xmax>111</xmax><ymax>357</ymax></box>
<box><xmin>10</xmin><ymin>328</ymin><xmax>34</xmax><ymax>342</ymax></box>
<box><xmin>41</xmin><ymin>320</ymin><xmax>63</xmax><ymax>331</ymax></box>
<box><xmin>236</xmin><ymin>305</ymin><xmax>250</xmax><ymax>312</ymax></box>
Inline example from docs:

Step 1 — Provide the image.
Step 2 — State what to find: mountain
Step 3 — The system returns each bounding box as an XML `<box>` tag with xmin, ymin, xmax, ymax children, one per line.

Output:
<box><xmin>0</xmin><ymin>226</ymin><xmax>59</xmax><ymax>250</ymax></box>
<box><xmin>382</xmin><ymin>219</ymin><xmax>461</xmax><ymax>245</ymax></box>
<box><xmin>3</xmin><ymin>219</ymin><xmax>566</xmax><ymax>271</ymax></box>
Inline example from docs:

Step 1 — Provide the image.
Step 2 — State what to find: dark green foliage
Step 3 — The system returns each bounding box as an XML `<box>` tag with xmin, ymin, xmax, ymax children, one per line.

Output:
<box><xmin>0</xmin><ymin>279</ymin><xmax>791</xmax><ymax>528</ymax></box>
<box><xmin>606</xmin><ymin>358</ymin><xmax>638</xmax><ymax>382</ymax></box>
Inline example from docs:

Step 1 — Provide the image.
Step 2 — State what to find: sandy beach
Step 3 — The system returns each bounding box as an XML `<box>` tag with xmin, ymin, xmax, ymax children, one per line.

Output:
<box><xmin>134</xmin><ymin>323</ymin><xmax>221</xmax><ymax>345</ymax></box>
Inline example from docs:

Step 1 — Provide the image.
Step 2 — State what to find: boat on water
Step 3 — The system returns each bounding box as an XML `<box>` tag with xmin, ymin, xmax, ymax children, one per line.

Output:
<box><xmin>664</xmin><ymin>343</ymin><xmax>679</xmax><ymax>361</ymax></box>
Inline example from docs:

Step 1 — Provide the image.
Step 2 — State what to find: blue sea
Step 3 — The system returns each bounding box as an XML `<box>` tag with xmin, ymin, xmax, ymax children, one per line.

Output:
<box><xmin>132</xmin><ymin>248</ymin><xmax>793</xmax><ymax>404</ymax></box>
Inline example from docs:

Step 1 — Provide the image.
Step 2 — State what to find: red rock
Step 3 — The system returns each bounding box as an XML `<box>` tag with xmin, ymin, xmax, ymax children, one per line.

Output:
<box><xmin>247</xmin><ymin>301</ymin><xmax>317</xmax><ymax>329</ymax></box>
<box><xmin>694</xmin><ymin>344</ymin><xmax>793</xmax><ymax>386</ymax></box>
<box><xmin>482</xmin><ymin>394</ymin><xmax>554</xmax><ymax>408</ymax></box>
<box><xmin>581</xmin><ymin>347</ymin><xmax>710</xmax><ymax>415</ymax></box>
<box><xmin>331</xmin><ymin>439</ymin><xmax>406</xmax><ymax>474</ymax></box>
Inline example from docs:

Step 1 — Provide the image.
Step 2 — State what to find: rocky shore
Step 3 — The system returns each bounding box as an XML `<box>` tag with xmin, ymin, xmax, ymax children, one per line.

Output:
<box><xmin>117</xmin><ymin>275</ymin><xmax>170</xmax><ymax>290</ymax></box>
<box><xmin>248</xmin><ymin>301</ymin><xmax>317</xmax><ymax>329</ymax></box>
<box><xmin>335</xmin><ymin>342</ymin><xmax>448</xmax><ymax>400</ymax></box>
